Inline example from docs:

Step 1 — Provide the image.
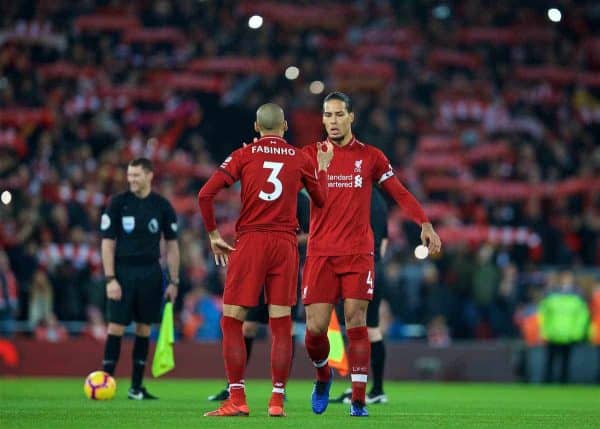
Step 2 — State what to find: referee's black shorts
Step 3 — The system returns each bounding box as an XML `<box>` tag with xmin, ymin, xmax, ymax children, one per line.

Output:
<box><xmin>108</xmin><ymin>262</ymin><xmax>164</xmax><ymax>325</ymax></box>
<box><xmin>366</xmin><ymin>259</ymin><xmax>386</xmax><ymax>328</ymax></box>
<box><xmin>246</xmin><ymin>291</ymin><xmax>301</xmax><ymax>323</ymax></box>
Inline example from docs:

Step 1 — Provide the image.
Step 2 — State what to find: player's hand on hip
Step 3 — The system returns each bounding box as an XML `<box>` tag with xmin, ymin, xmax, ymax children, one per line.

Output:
<box><xmin>208</xmin><ymin>230</ymin><xmax>236</xmax><ymax>266</ymax></box>
<box><xmin>164</xmin><ymin>283</ymin><xmax>178</xmax><ymax>302</ymax></box>
<box><xmin>106</xmin><ymin>279</ymin><xmax>122</xmax><ymax>301</ymax></box>
<box><xmin>420</xmin><ymin>223</ymin><xmax>442</xmax><ymax>256</ymax></box>
<box><xmin>317</xmin><ymin>141</ymin><xmax>334</xmax><ymax>170</ymax></box>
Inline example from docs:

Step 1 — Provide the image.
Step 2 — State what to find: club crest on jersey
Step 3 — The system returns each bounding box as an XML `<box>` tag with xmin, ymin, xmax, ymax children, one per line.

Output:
<box><xmin>354</xmin><ymin>160</ymin><xmax>363</xmax><ymax>172</ymax></box>
<box><xmin>354</xmin><ymin>175</ymin><xmax>363</xmax><ymax>188</ymax></box>
<box><xmin>148</xmin><ymin>218</ymin><xmax>159</xmax><ymax>233</ymax></box>
<box><xmin>122</xmin><ymin>216</ymin><xmax>135</xmax><ymax>233</ymax></box>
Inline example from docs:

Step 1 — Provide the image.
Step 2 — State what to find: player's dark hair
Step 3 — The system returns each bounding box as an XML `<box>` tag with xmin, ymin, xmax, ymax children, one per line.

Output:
<box><xmin>323</xmin><ymin>91</ymin><xmax>353</xmax><ymax>113</ymax></box>
<box><xmin>129</xmin><ymin>157</ymin><xmax>154</xmax><ymax>172</ymax></box>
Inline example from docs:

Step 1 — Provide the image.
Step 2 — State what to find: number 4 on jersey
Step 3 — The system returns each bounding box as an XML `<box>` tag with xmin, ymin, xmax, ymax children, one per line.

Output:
<box><xmin>259</xmin><ymin>161</ymin><xmax>284</xmax><ymax>201</ymax></box>
<box><xmin>366</xmin><ymin>270</ymin><xmax>374</xmax><ymax>295</ymax></box>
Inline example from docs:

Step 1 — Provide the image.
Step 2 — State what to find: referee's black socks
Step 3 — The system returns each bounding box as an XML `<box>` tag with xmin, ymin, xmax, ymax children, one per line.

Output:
<box><xmin>132</xmin><ymin>336</ymin><xmax>149</xmax><ymax>389</ymax></box>
<box><xmin>370</xmin><ymin>340</ymin><xmax>386</xmax><ymax>394</ymax></box>
<box><xmin>102</xmin><ymin>334</ymin><xmax>122</xmax><ymax>376</ymax></box>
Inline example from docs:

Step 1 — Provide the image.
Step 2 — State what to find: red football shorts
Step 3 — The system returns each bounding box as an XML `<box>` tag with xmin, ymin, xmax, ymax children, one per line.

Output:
<box><xmin>301</xmin><ymin>254</ymin><xmax>375</xmax><ymax>304</ymax></box>
<box><xmin>223</xmin><ymin>231</ymin><xmax>299</xmax><ymax>307</ymax></box>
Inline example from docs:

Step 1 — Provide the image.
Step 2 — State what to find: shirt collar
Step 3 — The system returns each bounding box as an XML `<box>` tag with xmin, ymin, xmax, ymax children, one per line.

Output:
<box><xmin>257</xmin><ymin>135</ymin><xmax>287</xmax><ymax>144</ymax></box>
<box><xmin>327</xmin><ymin>134</ymin><xmax>357</xmax><ymax>148</ymax></box>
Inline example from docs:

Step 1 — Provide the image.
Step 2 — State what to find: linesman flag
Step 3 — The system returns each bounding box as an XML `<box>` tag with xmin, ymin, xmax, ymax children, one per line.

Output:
<box><xmin>152</xmin><ymin>302</ymin><xmax>175</xmax><ymax>377</ymax></box>
<box><xmin>327</xmin><ymin>310</ymin><xmax>349</xmax><ymax>376</ymax></box>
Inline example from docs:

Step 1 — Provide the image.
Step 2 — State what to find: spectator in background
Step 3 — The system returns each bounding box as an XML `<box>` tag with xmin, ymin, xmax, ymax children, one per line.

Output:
<box><xmin>28</xmin><ymin>269</ymin><xmax>54</xmax><ymax>329</ymax></box>
<box><xmin>181</xmin><ymin>286</ymin><xmax>222</xmax><ymax>341</ymax></box>
<box><xmin>34</xmin><ymin>313</ymin><xmax>69</xmax><ymax>343</ymax></box>
<box><xmin>421</xmin><ymin>264</ymin><xmax>449</xmax><ymax>324</ymax></box>
<box><xmin>82</xmin><ymin>306</ymin><xmax>107</xmax><ymax>342</ymax></box>
<box><xmin>445</xmin><ymin>243</ymin><xmax>475</xmax><ymax>339</ymax></box>
<box><xmin>0</xmin><ymin>250</ymin><xmax>18</xmax><ymax>337</ymax></box>
<box><xmin>472</xmin><ymin>245</ymin><xmax>500</xmax><ymax>338</ymax></box>
<box><xmin>540</xmin><ymin>271</ymin><xmax>589</xmax><ymax>383</ymax></box>
<box><xmin>588</xmin><ymin>283</ymin><xmax>600</xmax><ymax>383</ymax></box>
<box><xmin>427</xmin><ymin>315</ymin><xmax>451</xmax><ymax>348</ymax></box>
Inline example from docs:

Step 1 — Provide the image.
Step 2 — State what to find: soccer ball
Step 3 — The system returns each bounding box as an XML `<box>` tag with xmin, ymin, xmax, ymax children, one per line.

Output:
<box><xmin>84</xmin><ymin>371</ymin><xmax>116</xmax><ymax>400</ymax></box>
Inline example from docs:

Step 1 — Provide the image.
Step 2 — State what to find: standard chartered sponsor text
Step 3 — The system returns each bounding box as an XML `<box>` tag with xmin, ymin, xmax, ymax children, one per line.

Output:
<box><xmin>328</xmin><ymin>174</ymin><xmax>356</xmax><ymax>188</ymax></box>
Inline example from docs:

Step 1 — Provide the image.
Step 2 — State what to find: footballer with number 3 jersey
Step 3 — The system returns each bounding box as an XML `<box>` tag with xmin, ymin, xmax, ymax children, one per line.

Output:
<box><xmin>198</xmin><ymin>103</ymin><xmax>333</xmax><ymax>418</ymax></box>
<box><xmin>302</xmin><ymin>92</ymin><xmax>442</xmax><ymax>417</ymax></box>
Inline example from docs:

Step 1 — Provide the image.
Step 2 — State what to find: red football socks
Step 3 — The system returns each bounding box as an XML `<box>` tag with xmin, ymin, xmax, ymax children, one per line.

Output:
<box><xmin>269</xmin><ymin>315</ymin><xmax>292</xmax><ymax>399</ymax></box>
<box><xmin>347</xmin><ymin>326</ymin><xmax>370</xmax><ymax>403</ymax></box>
<box><xmin>305</xmin><ymin>330</ymin><xmax>331</xmax><ymax>382</ymax></box>
<box><xmin>221</xmin><ymin>316</ymin><xmax>246</xmax><ymax>404</ymax></box>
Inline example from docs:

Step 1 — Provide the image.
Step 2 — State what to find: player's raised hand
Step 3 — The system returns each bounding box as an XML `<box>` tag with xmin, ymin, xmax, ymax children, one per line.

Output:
<box><xmin>208</xmin><ymin>230</ymin><xmax>236</xmax><ymax>266</ymax></box>
<box><xmin>317</xmin><ymin>141</ymin><xmax>334</xmax><ymax>170</ymax></box>
<box><xmin>420</xmin><ymin>223</ymin><xmax>442</xmax><ymax>256</ymax></box>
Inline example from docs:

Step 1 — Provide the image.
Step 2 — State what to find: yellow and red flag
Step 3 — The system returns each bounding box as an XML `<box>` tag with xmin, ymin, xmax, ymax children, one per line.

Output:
<box><xmin>327</xmin><ymin>311</ymin><xmax>349</xmax><ymax>376</ymax></box>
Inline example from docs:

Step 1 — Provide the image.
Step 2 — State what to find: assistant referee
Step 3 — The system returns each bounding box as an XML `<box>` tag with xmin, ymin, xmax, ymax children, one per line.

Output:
<box><xmin>100</xmin><ymin>157</ymin><xmax>180</xmax><ymax>400</ymax></box>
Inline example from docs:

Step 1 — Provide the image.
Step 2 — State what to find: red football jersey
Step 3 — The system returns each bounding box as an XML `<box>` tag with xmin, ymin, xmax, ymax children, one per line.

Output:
<box><xmin>303</xmin><ymin>136</ymin><xmax>395</xmax><ymax>256</ymax></box>
<box><xmin>217</xmin><ymin>135</ymin><xmax>326</xmax><ymax>235</ymax></box>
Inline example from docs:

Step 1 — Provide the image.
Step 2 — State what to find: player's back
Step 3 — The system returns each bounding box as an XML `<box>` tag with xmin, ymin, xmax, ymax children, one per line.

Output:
<box><xmin>227</xmin><ymin>135</ymin><xmax>314</xmax><ymax>235</ymax></box>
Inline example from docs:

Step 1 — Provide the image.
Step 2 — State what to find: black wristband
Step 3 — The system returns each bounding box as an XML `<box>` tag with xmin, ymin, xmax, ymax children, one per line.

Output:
<box><xmin>105</xmin><ymin>275</ymin><xmax>116</xmax><ymax>283</ymax></box>
<box><xmin>167</xmin><ymin>274</ymin><xmax>179</xmax><ymax>286</ymax></box>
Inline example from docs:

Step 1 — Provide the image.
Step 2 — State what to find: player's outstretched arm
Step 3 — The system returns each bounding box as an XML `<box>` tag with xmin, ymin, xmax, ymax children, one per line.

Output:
<box><xmin>380</xmin><ymin>177</ymin><xmax>442</xmax><ymax>255</ymax></box>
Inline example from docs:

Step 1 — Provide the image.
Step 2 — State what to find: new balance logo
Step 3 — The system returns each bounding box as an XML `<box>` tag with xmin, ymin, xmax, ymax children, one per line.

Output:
<box><xmin>220</xmin><ymin>156</ymin><xmax>232</xmax><ymax>168</ymax></box>
<box><xmin>367</xmin><ymin>287</ymin><xmax>373</xmax><ymax>295</ymax></box>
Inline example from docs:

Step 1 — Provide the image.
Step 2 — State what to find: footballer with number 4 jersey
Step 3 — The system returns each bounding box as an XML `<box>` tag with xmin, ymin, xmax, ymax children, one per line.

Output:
<box><xmin>197</xmin><ymin>103</ymin><xmax>333</xmax><ymax>418</ymax></box>
<box><xmin>302</xmin><ymin>92</ymin><xmax>442</xmax><ymax>417</ymax></box>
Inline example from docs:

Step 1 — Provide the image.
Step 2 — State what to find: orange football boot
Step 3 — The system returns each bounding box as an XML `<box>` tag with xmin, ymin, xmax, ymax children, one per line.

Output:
<box><xmin>204</xmin><ymin>399</ymin><xmax>250</xmax><ymax>417</ymax></box>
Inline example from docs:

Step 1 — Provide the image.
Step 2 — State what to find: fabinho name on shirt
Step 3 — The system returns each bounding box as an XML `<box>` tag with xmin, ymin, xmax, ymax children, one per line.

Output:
<box><xmin>251</xmin><ymin>145</ymin><xmax>296</xmax><ymax>156</ymax></box>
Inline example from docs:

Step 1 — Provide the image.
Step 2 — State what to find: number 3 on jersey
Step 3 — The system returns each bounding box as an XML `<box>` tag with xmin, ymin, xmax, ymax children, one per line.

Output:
<box><xmin>259</xmin><ymin>161</ymin><xmax>284</xmax><ymax>201</ymax></box>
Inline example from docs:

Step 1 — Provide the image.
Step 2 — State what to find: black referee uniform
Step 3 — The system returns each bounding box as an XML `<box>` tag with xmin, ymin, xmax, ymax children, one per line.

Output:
<box><xmin>100</xmin><ymin>184</ymin><xmax>178</xmax><ymax>401</ymax></box>
<box><xmin>100</xmin><ymin>191</ymin><xmax>178</xmax><ymax>325</ymax></box>
<box><xmin>367</xmin><ymin>187</ymin><xmax>388</xmax><ymax>329</ymax></box>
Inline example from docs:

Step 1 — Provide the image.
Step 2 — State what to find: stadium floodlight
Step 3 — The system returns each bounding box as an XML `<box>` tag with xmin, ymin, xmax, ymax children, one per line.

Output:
<box><xmin>432</xmin><ymin>4</ymin><xmax>451</xmax><ymax>20</ymax></box>
<box><xmin>414</xmin><ymin>244</ymin><xmax>429</xmax><ymax>260</ymax></box>
<box><xmin>547</xmin><ymin>8</ymin><xmax>562</xmax><ymax>22</ymax></box>
<box><xmin>285</xmin><ymin>66</ymin><xmax>300</xmax><ymax>80</ymax></box>
<box><xmin>309</xmin><ymin>80</ymin><xmax>325</xmax><ymax>94</ymax></box>
<box><xmin>1</xmin><ymin>190</ymin><xmax>12</xmax><ymax>205</ymax></box>
<box><xmin>248</xmin><ymin>15</ymin><xmax>263</xmax><ymax>29</ymax></box>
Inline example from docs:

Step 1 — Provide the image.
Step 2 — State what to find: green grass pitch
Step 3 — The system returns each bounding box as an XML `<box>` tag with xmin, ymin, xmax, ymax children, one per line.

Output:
<box><xmin>1</xmin><ymin>378</ymin><xmax>599</xmax><ymax>428</ymax></box>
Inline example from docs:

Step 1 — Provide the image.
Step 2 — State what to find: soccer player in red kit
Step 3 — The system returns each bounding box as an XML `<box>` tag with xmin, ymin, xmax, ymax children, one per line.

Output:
<box><xmin>198</xmin><ymin>103</ymin><xmax>333</xmax><ymax>417</ymax></box>
<box><xmin>302</xmin><ymin>92</ymin><xmax>442</xmax><ymax>417</ymax></box>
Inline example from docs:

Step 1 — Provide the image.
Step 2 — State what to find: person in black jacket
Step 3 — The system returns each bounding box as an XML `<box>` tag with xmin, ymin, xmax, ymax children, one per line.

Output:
<box><xmin>100</xmin><ymin>158</ymin><xmax>180</xmax><ymax>400</ymax></box>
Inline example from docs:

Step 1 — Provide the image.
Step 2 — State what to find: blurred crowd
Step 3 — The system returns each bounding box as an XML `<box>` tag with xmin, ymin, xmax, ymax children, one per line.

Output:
<box><xmin>0</xmin><ymin>0</ymin><xmax>599</xmax><ymax>343</ymax></box>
